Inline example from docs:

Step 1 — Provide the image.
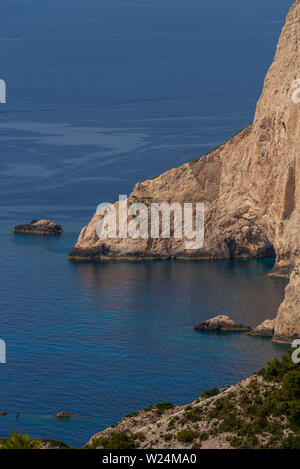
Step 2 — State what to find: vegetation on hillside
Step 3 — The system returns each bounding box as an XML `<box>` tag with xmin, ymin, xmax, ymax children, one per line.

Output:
<box><xmin>88</xmin><ymin>350</ymin><xmax>300</xmax><ymax>449</ymax></box>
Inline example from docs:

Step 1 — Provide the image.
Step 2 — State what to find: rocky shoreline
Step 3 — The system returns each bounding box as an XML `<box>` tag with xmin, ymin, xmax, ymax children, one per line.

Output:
<box><xmin>1</xmin><ymin>351</ymin><xmax>298</xmax><ymax>449</ymax></box>
<box><xmin>246</xmin><ymin>319</ymin><xmax>276</xmax><ymax>338</ymax></box>
<box><xmin>84</xmin><ymin>351</ymin><xmax>300</xmax><ymax>450</ymax></box>
<box><xmin>68</xmin><ymin>0</ymin><xmax>300</xmax><ymax>343</ymax></box>
<box><xmin>192</xmin><ymin>315</ymin><xmax>291</xmax><ymax>343</ymax></box>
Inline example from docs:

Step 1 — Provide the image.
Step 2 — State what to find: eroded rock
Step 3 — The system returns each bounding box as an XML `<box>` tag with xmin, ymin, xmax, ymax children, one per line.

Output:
<box><xmin>247</xmin><ymin>319</ymin><xmax>276</xmax><ymax>337</ymax></box>
<box><xmin>193</xmin><ymin>315</ymin><xmax>251</xmax><ymax>332</ymax></box>
<box><xmin>13</xmin><ymin>219</ymin><xmax>63</xmax><ymax>235</ymax></box>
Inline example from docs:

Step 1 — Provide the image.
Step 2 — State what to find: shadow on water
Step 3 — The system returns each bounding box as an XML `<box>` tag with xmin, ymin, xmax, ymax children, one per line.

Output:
<box><xmin>72</xmin><ymin>257</ymin><xmax>287</xmax><ymax>328</ymax></box>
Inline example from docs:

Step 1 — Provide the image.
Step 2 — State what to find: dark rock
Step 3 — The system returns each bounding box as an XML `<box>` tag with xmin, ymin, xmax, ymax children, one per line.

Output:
<box><xmin>194</xmin><ymin>315</ymin><xmax>251</xmax><ymax>332</ymax></box>
<box><xmin>12</xmin><ymin>219</ymin><xmax>63</xmax><ymax>235</ymax></box>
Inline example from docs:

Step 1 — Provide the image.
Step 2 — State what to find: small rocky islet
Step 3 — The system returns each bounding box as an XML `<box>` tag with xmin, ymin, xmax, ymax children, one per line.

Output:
<box><xmin>193</xmin><ymin>315</ymin><xmax>277</xmax><ymax>340</ymax></box>
<box><xmin>193</xmin><ymin>315</ymin><xmax>251</xmax><ymax>332</ymax></box>
<box><xmin>12</xmin><ymin>219</ymin><xmax>63</xmax><ymax>235</ymax></box>
<box><xmin>54</xmin><ymin>412</ymin><xmax>77</xmax><ymax>419</ymax></box>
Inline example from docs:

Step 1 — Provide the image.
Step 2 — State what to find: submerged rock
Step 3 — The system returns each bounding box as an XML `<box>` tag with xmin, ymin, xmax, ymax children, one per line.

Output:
<box><xmin>247</xmin><ymin>319</ymin><xmax>276</xmax><ymax>337</ymax></box>
<box><xmin>193</xmin><ymin>315</ymin><xmax>251</xmax><ymax>332</ymax></box>
<box><xmin>12</xmin><ymin>219</ymin><xmax>63</xmax><ymax>235</ymax></box>
<box><xmin>54</xmin><ymin>412</ymin><xmax>73</xmax><ymax>419</ymax></box>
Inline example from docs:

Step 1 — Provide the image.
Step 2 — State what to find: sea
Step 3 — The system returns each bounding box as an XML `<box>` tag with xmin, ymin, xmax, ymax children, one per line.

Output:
<box><xmin>0</xmin><ymin>0</ymin><xmax>292</xmax><ymax>446</ymax></box>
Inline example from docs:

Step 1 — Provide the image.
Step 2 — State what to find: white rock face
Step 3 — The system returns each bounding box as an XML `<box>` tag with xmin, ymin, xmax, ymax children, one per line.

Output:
<box><xmin>249</xmin><ymin>319</ymin><xmax>276</xmax><ymax>337</ymax></box>
<box><xmin>70</xmin><ymin>1</ymin><xmax>300</xmax><ymax>341</ymax></box>
<box><xmin>274</xmin><ymin>261</ymin><xmax>300</xmax><ymax>341</ymax></box>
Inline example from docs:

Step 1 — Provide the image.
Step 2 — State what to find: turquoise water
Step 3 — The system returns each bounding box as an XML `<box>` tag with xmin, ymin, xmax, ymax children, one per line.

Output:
<box><xmin>0</xmin><ymin>232</ymin><xmax>288</xmax><ymax>446</ymax></box>
<box><xmin>0</xmin><ymin>0</ymin><xmax>291</xmax><ymax>447</ymax></box>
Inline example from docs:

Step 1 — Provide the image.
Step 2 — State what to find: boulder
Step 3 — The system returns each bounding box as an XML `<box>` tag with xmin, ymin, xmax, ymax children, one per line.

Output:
<box><xmin>12</xmin><ymin>219</ymin><xmax>63</xmax><ymax>235</ymax></box>
<box><xmin>247</xmin><ymin>319</ymin><xmax>276</xmax><ymax>337</ymax></box>
<box><xmin>193</xmin><ymin>315</ymin><xmax>251</xmax><ymax>332</ymax></box>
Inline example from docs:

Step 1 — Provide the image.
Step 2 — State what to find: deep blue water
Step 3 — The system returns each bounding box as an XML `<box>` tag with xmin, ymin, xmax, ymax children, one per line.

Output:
<box><xmin>0</xmin><ymin>0</ymin><xmax>292</xmax><ymax>447</ymax></box>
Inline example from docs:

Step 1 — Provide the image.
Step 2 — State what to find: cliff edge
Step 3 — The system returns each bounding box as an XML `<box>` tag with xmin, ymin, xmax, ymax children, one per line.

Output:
<box><xmin>86</xmin><ymin>351</ymin><xmax>300</xmax><ymax>449</ymax></box>
<box><xmin>70</xmin><ymin>1</ymin><xmax>300</xmax><ymax>342</ymax></box>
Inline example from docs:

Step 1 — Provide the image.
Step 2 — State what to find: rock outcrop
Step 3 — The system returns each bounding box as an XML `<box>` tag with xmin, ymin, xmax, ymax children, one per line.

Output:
<box><xmin>193</xmin><ymin>315</ymin><xmax>251</xmax><ymax>332</ymax></box>
<box><xmin>247</xmin><ymin>319</ymin><xmax>276</xmax><ymax>337</ymax></box>
<box><xmin>13</xmin><ymin>219</ymin><xmax>63</xmax><ymax>235</ymax></box>
<box><xmin>273</xmin><ymin>261</ymin><xmax>300</xmax><ymax>342</ymax></box>
<box><xmin>70</xmin><ymin>1</ymin><xmax>300</xmax><ymax>341</ymax></box>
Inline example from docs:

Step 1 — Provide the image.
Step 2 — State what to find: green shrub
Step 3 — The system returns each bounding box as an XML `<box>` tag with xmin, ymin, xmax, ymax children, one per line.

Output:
<box><xmin>176</xmin><ymin>429</ymin><xmax>195</xmax><ymax>443</ymax></box>
<box><xmin>258</xmin><ymin>351</ymin><xmax>298</xmax><ymax>382</ymax></box>
<box><xmin>0</xmin><ymin>431</ymin><xmax>40</xmax><ymax>449</ymax></box>
<box><xmin>230</xmin><ymin>436</ymin><xmax>243</xmax><ymax>448</ymax></box>
<box><xmin>143</xmin><ymin>405</ymin><xmax>154</xmax><ymax>412</ymax></box>
<box><xmin>201</xmin><ymin>388</ymin><xmax>219</xmax><ymax>399</ymax></box>
<box><xmin>154</xmin><ymin>402</ymin><xmax>174</xmax><ymax>415</ymax></box>
<box><xmin>167</xmin><ymin>416</ymin><xmax>179</xmax><ymax>430</ymax></box>
<box><xmin>239</xmin><ymin>433</ymin><xmax>259</xmax><ymax>449</ymax></box>
<box><xmin>208</xmin><ymin>397</ymin><xmax>235</xmax><ymax>420</ymax></box>
<box><xmin>218</xmin><ymin>414</ymin><xmax>241</xmax><ymax>433</ymax></box>
<box><xmin>284</xmin><ymin>399</ymin><xmax>300</xmax><ymax>430</ymax></box>
<box><xmin>181</xmin><ymin>406</ymin><xmax>202</xmax><ymax>424</ymax></box>
<box><xmin>184</xmin><ymin>405</ymin><xmax>192</xmax><ymax>412</ymax></box>
<box><xmin>89</xmin><ymin>432</ymin><xmax>137</xmax><ymax>449</ymax></box>
<box><xmin>280</xmin><ymin>434</ymin><xmax>300</xmax><ymax>449</ymax></box>
<box><xmin>282</xmin><ymin>371</ymin><xmax>300</xmax><ymax>399</ymax></box>
<box><xmin>124</xmin><ymin>411</ymin><xmax>139</xmax><ymax>419</ymax></box>
<box><xmin>134</xmin><ymin>432</ymin><xmax>145</xmax><ymax>442</ymax></box>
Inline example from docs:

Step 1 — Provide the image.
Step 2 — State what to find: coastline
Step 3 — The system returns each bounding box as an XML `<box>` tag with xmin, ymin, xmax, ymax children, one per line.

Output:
<box><xmin>4</xmin><ymin>350</ymin><xmax>297</xmax><ymax>450</ymax></box>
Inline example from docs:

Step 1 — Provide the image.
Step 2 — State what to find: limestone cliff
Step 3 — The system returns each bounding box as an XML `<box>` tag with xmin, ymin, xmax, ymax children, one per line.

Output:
<box><xmin>70</xmin><ymin>1</ymin><xmax>300</xmax><ymax>342</ymax></box>
<box><xmin>274</xmin><ymin>261</ymin><xmax>300</xmax><ymax>340</ymax></box>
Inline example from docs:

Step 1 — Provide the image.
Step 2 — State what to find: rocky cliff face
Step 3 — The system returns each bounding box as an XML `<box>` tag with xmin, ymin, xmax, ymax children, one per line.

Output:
<box><xmin>274</xmin><ymin>261</ymin><xmax>300</xmax><ymax>341</ymax></box>
<box><xmin>85</xmin><ymin>374</ymin><xmax>293</xmax><ymax>449</ymax></box>
<box><xmin>70</xmin><ymin>1</ymin><xmax>300</xmax><ymax>342</ymax></box>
